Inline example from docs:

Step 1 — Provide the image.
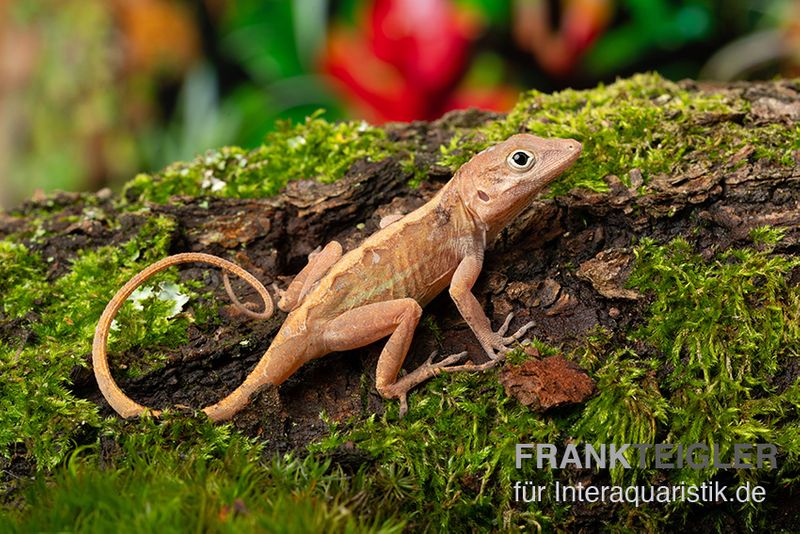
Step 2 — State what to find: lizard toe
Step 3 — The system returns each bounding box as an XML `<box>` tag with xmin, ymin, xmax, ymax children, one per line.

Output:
<box><xmin>495</xmin><ymin>312</ymin><xmax>515</xmax><ymax>337</ymax></box>
<box><xmin>432</xmin><ymin>350</ymin><xmax>469</xmax><ymax>368</ymax></box>
<box><xmin>398</xmin><ymin>393</ymin><xmax>409</xmax><ymax>419</ymax></box>
<box><xmin>501</xmin><ymin>320</ymin><xmax>535</xmax><ymax>344</ymax></box>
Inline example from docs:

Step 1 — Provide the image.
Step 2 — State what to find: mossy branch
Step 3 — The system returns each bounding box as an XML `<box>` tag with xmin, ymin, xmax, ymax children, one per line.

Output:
<box><xmin>1</xmin><ymin>74</ymin><xmax>800</xmax><ymax>531</ymax></box>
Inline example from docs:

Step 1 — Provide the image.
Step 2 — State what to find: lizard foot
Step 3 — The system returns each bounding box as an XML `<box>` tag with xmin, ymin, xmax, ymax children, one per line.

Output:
<box><xmin>272</xmin><ymin>282</ymin><xmax>290</xmax><ymax>310</ymax></box>
<box><xmin>388</xmin><ymin>350</ymin><xmax>509</xmax><ymax>418</ymax></box>
<box><xmin>307</xmin><ymin>245</ymin><xmax>323</xmax><ymax>261</ymax></box>
<box><xmin>482</xmin><ymin>313</ymin><xmax>535</xmax><ymax>360</ymax></box>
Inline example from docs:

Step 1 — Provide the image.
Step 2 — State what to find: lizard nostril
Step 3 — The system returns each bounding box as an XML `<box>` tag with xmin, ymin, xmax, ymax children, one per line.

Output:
<box><xmin>477</xmin><ymin>190</ymin><xmax>490</xmax><ymax>202</ymax></box>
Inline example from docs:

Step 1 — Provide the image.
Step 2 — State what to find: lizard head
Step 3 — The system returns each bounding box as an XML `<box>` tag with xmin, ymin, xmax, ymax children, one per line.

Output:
<box><xmin>454</xmin><ymin>133</ymin><xmax>581</xmax><ymax>236</ymax></box>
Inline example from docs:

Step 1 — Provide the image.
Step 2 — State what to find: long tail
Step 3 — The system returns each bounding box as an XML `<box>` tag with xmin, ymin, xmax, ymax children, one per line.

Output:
<box><xmin>92</xmin><ymin>252</ymin><xmax>275</xmax><ymax>421</ymax></box>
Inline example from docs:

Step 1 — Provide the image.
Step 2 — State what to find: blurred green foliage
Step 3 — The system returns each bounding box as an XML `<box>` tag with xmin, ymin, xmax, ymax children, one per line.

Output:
<box><xmin>1</xmin><ymin>0</ymin><xmax>796</xmax><ymax>208</ymax></box>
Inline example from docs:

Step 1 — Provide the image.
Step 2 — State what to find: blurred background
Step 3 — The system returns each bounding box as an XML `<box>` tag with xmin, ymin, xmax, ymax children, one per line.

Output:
<box><xmin>1</xmin><ymin>0</ymin><xmax>798</xmax><ymax>208</ymax></box>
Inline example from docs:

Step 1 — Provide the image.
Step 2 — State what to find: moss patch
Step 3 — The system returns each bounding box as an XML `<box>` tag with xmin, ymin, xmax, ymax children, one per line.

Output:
<box><xmin>0</xmin><ymin>415</ymin><xmax>405</xmax><ymax>533</ymax></box>
<box><xmin>625</xmin><ymin>236</ymin><xmax>800</xmax><ymax>482</ymax></box>
<box><xmin>0</xmin><ymin>216</ymin><xmax>204</xmax><ymax>470</ymax></box>
<box><xmin>571</xmin><ymin>234</ymin><xmax>800</xmax><ymax>528</ymax></box>
<box><xmin>123</xmin><ymin>111</ymin><xmax>392</xmax><ymax>204</ymax></box>
<box><xmin>113</xmin><ymin>74</ymin><xmax>800</xmax><ymax>207</ymax></box>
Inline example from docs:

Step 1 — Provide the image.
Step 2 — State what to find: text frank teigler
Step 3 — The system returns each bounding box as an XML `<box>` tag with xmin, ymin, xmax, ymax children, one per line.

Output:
<box><xmin>513</xmin><ymin>442</ymin><xmax>777</xmax><ymax>506</ymax></box>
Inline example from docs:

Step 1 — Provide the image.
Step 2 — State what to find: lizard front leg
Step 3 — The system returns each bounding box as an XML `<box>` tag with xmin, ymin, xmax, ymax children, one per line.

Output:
<box><xmin>321</xmin><ymin>299</ymin><xmax>471</xmax><ymax>416</ymax></box>
<box><xmin>449</xmin><ymin>252</ymin><xmax>534</xmax><ymax>360</ymax></box>
<box><xmin>277</xmin><ymin>240</ymin><xmax>342</xmax><ymax>312</ymax></box>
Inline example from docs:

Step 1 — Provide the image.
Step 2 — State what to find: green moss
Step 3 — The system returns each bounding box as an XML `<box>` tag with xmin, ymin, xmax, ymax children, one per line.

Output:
<box><xmin>401</xmin><ymin>152</ymin><xmax>429</xmax><ymax>189</ymax></box>
<box><xmin>626</xmin><ymin>237</ymin><xmax>800</xmax><ymax>483</ymax></box>
<box><xmin>749</xmin><ymin>224</ymin><xmax>788</xmax><ymax>248</ymax></box>
<box><xmin>123</xmin><ymin>111</ymin><xmax>392</xmax><ymax>204</ymax></box>
<box><xmin>574</xmin><ymin>350</ymin><xmax>668</xmax><ymax>484</ymax></box>
<box><xmin>0</xmin><ymin>216</ymin><xmax>204</xmax><ymax>470</ymax></box>
<box><xmin>552</xmin><ymin>235</ymin><xmax>800</xmax><ymax>530</ymax></box>
<box><xmin>571</xmin><ymin>325</ymin><xmax>613</xmax><ymax>372</ymax></box>
<box><xmin>6</xmin><ymin>232</ymin><xmax>798</xmax><ymax>529</ymax></box>
<box><xmin>0</xmin><ymin>241</ymin><xmax>49</xmax><ymax>319</ymax></box>
<box><xmin>119</xmin><ymin>74</ymin><xmax>798</xmax><ymax>207</ymax></box>
<box><xmin>438</xmin><ymin>73</ymin><xmax>796</xmax><ymax>196</ymax></box>
<box><xmin>504</xmin><ymin>337</ymin><xmax>561</xmax><ymax>365</ymax></box>
<box><xmin>1</xmin><ymin>416</ymin><xmax>405</xmax><ymax>533</ymax></box>
<box><xmin>307</xmin><ymin>369</ymin><xmax>570</xmax><ymax>531</ymax></box>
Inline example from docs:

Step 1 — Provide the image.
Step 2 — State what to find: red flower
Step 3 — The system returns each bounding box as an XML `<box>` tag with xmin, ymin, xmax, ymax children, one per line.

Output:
<box><xmin>321</xmin><ymin>0</ymin><xmax>515</xmax><ymax>123</ymax></box>
<box><xmin>512</xmin><ymin>0</ymin><xmax>612</xmax><ymax>77</ymax></box>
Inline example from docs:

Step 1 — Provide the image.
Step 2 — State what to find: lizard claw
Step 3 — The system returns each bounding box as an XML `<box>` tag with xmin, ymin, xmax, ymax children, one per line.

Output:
<box><xmin>307</xmin><ymin>245</ymin><xmax>323</xmax><ymax>261</ymax></box>
<box><xmin>428</xmin><ymin>350</ymin><xmax>469</xmax><ymax>370</ymax></box>
<box><xmin>273</xmin><ymin>282</ymin><xmax>291</xmax><ymax>311</ymax></box>
<box><xmin>271</xmin><ymin>282</ymin><xmax>285</xmax><ymax>300</ymax></box>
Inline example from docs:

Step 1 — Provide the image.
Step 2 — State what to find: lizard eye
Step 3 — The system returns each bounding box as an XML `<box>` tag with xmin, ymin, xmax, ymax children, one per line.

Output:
<box><xmin>507</xmin><ymin>150</ymin><xmax>535</xmax><ymax>172</ymax></box>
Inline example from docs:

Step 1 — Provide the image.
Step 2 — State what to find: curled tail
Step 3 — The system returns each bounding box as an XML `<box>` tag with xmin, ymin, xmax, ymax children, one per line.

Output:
<box><xmin>92</xmin><ymin>252</ymin><xmax>275</xmax><ymax>421</ymax></box>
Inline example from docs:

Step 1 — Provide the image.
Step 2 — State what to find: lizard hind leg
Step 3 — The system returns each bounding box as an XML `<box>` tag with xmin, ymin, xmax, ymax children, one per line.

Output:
<box><xmin>321</xmin><ymin>299</ymin><xmax>484</xmax><ymax>417</ymax></box>
<box><xmin>92</xmin><ymin>252</ymin><xmax>274</xmax><ymax>419</ymax></box>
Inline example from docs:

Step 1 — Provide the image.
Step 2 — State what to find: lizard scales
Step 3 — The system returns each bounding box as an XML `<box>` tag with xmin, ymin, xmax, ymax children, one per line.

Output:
<box><xmin>92</xmin><ymin>133</ymin><xmax>581</xmax><ymax>420</ymax></box>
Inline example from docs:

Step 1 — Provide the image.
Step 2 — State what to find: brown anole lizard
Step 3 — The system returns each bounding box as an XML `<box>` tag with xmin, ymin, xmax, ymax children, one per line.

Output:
<box><xmin>92</xmin><ymin>133</ymin><xmax>581</xmax><ymax>420</ymax></box>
